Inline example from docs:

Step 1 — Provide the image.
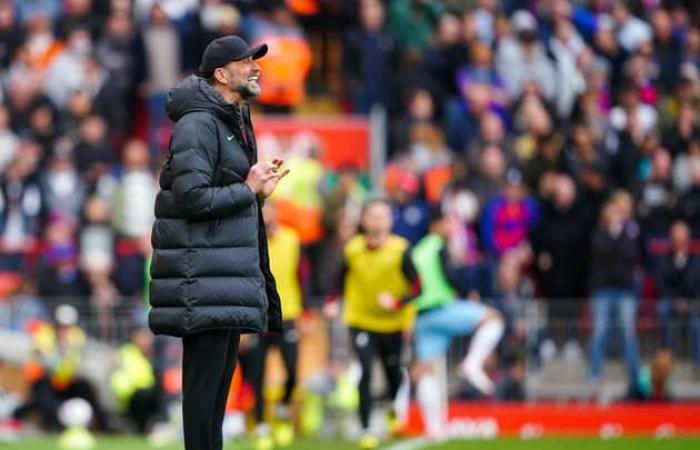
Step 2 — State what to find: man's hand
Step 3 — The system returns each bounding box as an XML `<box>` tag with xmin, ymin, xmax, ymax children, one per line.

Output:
<box><xmin>261</xmin><ymin>162</ymin><xmax>289</xmax><ymax>198</ymax></box>
<box><xmin>378</xmin><ymin>292</ymin><xmax>399</xmax><ymax>311</ymax></box>
<box><xmin>323</xmin><ymin>300</ymin><xmax>340</xmax><ymax>320</ymax></box>
<box><xmin>245</xmin><ymin>159</ymin><xmax>288</xmax><ymax>195</ymax></box>
<box><xmin>260</xmin><ymin>159</ymin><xmax>290</xmax><ymax>198</ymax></box>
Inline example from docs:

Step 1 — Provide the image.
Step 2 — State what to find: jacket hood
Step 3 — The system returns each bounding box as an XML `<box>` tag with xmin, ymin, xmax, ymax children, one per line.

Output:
<box><xmin>166</xmin><ymin>75</ymin><xmax>240</xmax><ymax>124</ymax></box>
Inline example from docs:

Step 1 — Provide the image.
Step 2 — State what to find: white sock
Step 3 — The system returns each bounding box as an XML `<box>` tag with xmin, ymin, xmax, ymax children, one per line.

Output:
<box><xmin>393</xmin><ymin>367</ymin><xmax>411</xmax><ymax>425</ymax></box>
<box><xmin>464</xmin><ymin>318</ymin><xmax>504</xmax><ymax>370</ymax></box>
<box><xmin>462</xmin><ymin>319</ymin><xmax>505</xmax><ymax>393</ymax></box>
<box><xmin>417</xmin><ymin>360</ymin><xmax>447</xmax><ymax>439</ymax></box>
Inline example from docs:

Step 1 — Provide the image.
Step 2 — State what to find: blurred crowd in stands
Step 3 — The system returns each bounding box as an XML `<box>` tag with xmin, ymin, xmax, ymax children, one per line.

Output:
<box><xmin>0</xmin><ymin>0</ymin><xmax>699</xmax><ymax>436</ymax></box>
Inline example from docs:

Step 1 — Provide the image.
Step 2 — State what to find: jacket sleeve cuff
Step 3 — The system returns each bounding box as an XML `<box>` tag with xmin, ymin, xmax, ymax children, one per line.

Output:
<box><xmin>230</xmin><ymin>182</ymin><xmax>256</xmax><ymax>211</ymax></box>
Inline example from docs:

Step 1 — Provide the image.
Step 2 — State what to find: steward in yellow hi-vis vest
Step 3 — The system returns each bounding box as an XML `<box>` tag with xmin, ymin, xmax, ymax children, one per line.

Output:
<box><xmin>16</xmin><ymin>305</ymin><xmax>111</xmax><ymax>432</ymax></box>
<box><xmin>109</xmin><ymin>328</ymin><xmax>159</xmax><ymax>433</ymax></box>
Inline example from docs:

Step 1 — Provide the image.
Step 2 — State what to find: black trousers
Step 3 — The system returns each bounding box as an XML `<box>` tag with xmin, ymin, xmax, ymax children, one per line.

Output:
<box><xmin>129</xmin><ymin>387</ymin><xmax>161</xmax><ymax>433</ymax></box>
<box><xmin>182</xmin><ymin>329</ymin><xmax>241</xmax><ymax>450</ymax></box>
<box><xmin>349</xmin><ymin>327</ymin><xmax>403</xmax><ymax>430</ymax></box>
<box><xmin>241</xmin><ymin>321</ymin><xmax>299</xmax><ymax>423</ymax></box>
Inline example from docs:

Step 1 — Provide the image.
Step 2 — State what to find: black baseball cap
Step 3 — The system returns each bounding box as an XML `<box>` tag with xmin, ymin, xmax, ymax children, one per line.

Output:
<box><xmin>198</xmin><ymin>36</ymin><xmax>268</xmax><ymax>78</ymax></box>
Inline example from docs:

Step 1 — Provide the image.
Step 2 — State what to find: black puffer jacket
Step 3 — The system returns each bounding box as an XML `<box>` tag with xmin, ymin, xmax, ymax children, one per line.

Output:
<box><xmin>148</xmin><ymin>75</ymin><xmax>282</xmax><ymax>337</ymax></box>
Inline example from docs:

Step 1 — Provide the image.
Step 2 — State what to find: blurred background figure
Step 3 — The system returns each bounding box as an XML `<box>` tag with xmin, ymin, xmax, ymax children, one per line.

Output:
<box><xmin>409</xmin><ymin>208</ymin><xmax>503</xmax><ymax>439</ymax></box>
<box><xmin>242</xmin><ymin>202</ymin><xmax>303</xmax><ymax>450</ymax></box>
<box><xmin>654</xmin><ymin>220</ymin><xmax>700</xmax><ymax>373</ymax></box>
<box><xmin>492</xmin><ymin>253</ymin><xmax>532</xmax><ymax>360</ymax></box>
<box><xmin>247</xmin><ymin>1</ymin><xmax>312</xmax><ymax>114</ymax></box>
<box><xmin>587</xmin><ymin>193</ymin><xmax>640</xmax><ymax>383</ymax></box>
<box><xmin>141</xmin><ymin>2</ymin><xmax>181</xmax><ymax>156</ymax></box>
<box><xmin>42</xmin><ymin>142</ymin><xmax>79</xmax><ymax>212</ymax></box>
<box><xmin>328</xmin><ymin>199</ymin><xmax>418</xmax><ymax>450</ymax></box>
<box><xmin>343</xmin><ymin>0</ymin><xmax>397</xmax><ymax>115</ymax></box>
<box><xmin>388</xmin><ymin>0</ymin><xmax>444</xmax><ymax>57</ymax></box>
<box><xmin>107</xmin><ymin>139</ymin><xmax>155</xmax><ymax>300</ymax></box>
<box><xmin>13</xmin><ymin>304</ymin><xmax>109</xmax><ymax>432</ymax></box>
<box><xmin>0</xmin><ymin>105</ymin><xmax>19</xmax><ymax>173</ymax></box>
<box><xmin>530</xmin><ymin>174</ymin><xmax>589</xmax><ymax>327</ymax></box>
<box><xmin>36</xmin><ymin>215</ymin><xmax>88</xmax><ymax>305</ymax></box>
<box><xmin>389</xmin><ymin>171</ymin><xmax>430</xmax><ymax>246</ymax></box>
<box><xmin>625</xmin><ymin>348</ymin><xmax>674</xmax><ymax>402</ymax></box>
<box><xmin>480</xmin><ymin>169</ymin><xmax>538</xmax><ymax>259</ymax></box>
<box><xmin>110</xmin><ymin>327</ymin><xmax>160</xmax><ymax>433</ymax></box>
<box><xmin>43</xmin><ymin>26</ymin><xmax>95</xmax><ymax>110</ymax></box>
<box><xmin>495</xmin><ymin>10</ymin><xmax>555</xmax><ymax>103</ymax></box>
<box><xmin>0</xmin><ymin>144</ymin><xmax>43</xmax><ymax>273</ymax></box>
<box><xmin>495</xmin><ymin>349</ymin><xmax>526</xmax><ymax>402</ymax></box>
<box><xmin>73</xmin><ymin>115</ymin><xmax>112</xmax><ymax>188</ymax></box>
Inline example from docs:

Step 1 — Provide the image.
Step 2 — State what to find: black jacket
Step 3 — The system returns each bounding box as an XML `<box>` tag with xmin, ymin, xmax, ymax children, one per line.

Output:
<box><xmin>655</xmin><ymin>253</ymin><xmax>700</xmax><ymax>300</ymax></box>
<box><xmin>530</xmin><ymin>201</ymin><xmax>590</xmax><ymax>300</ymax></box>
<box><xmin>148</xmin><ymin>75</ymin><xmax>282</xmax><ymax>337</ymax></box>
<box><xmin>589</xmin><ymin>224</ymin><xmax>639</xmax><ymax>292</ymax></box>
<box><xmin>677</xmin><ymin>186</ymin><xmax>700</xmax><ymax>238</ymax></box>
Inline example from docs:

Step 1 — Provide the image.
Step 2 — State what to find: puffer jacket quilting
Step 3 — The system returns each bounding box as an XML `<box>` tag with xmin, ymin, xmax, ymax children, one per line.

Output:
<box><xmin>148</xmin><ymin>75</ymin><xmax>282</xmax><ymax>337</ymax></box>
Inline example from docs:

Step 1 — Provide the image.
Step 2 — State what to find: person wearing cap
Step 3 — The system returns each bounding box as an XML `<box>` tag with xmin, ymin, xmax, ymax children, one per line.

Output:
<box><xmin>148</xmin><ymin>35</ymin><xmax>287</xmax><ymax>450</ymax></box>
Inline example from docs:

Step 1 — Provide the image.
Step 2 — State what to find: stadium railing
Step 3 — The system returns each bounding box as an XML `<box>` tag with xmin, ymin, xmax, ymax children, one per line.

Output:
<box><xmin>1</xmin><ymin>296</ymin><xmax>698</xmax><ymax>402</ymax></box>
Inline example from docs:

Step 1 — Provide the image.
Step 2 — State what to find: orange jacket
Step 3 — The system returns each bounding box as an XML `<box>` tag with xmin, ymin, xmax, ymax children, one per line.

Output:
<box><xmin>255</xmin><ymin>36</ymin><xmax>312</xmax><ymax>107</ymax></box>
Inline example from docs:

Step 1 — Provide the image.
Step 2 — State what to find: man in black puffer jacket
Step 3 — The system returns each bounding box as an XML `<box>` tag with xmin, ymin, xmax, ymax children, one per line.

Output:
<box><xmin>148</xmin><ymin>36</ymin><xmax>286</xmax><ymax>450</ymax></box>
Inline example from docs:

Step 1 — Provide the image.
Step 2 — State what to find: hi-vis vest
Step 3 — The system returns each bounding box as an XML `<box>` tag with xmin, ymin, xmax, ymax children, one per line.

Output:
<box><xmin>110</xmin><ymin>343</ymin><xmax>155</xmax><ymax>409</ymax></box>
<box><xmin>342</xmin><ymin>234</ymin><xmax>413</xmax><ymax>332</ymax></box>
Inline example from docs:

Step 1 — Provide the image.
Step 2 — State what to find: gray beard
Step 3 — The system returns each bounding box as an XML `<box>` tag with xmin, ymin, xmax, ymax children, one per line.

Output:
<box><xmin>237</xmin><ymin>81</ymin><xmax>261</xmax><ymax>100</ymax></box>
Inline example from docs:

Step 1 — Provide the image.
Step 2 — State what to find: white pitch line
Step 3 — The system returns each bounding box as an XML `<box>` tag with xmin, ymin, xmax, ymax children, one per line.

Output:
<box><xmin>382</xmin><ymin>437</ymin><xmax>436</xmax><ymax>450</ymax></box>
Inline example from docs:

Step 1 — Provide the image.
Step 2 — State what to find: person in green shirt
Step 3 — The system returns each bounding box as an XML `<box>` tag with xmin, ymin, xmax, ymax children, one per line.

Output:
<box><xmin>388</xmin><ymin>0</ymin><xmax>445</xmax><ymax>53</ymax></box>
<box><xmin>405</xmin><ymin>208</ymin><xmax>503</xmax><ymax>439</ymax></box>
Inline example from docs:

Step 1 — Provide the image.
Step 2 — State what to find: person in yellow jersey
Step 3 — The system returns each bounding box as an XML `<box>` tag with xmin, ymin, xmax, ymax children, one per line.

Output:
<box><xmin>326</xmin><ymin>198</ymin><xmax>420</xmax><ymax>450</ymax></box>
<box><xmin>243</xmin><ymin>202</ymin><xmax>303</xmax><ymax>450</ymax></box>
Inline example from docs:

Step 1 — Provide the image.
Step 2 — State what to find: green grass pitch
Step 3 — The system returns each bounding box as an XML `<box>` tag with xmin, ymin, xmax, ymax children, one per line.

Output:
<box><xmin>4</xmin><ymin>436</ymin><xmax>700</xmax><ymax>450</ymax></box>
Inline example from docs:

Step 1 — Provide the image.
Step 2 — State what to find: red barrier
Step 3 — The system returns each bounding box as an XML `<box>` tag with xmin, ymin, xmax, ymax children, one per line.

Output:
<box><xmin>403</xmin><ymin>402</ymin><xmax>700</xmax><ymax>437</ymax></box>
<box><xmin>255</xmin><ymin>116</ymin><xmax>370</xmax><ymax>170</ymax></box>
